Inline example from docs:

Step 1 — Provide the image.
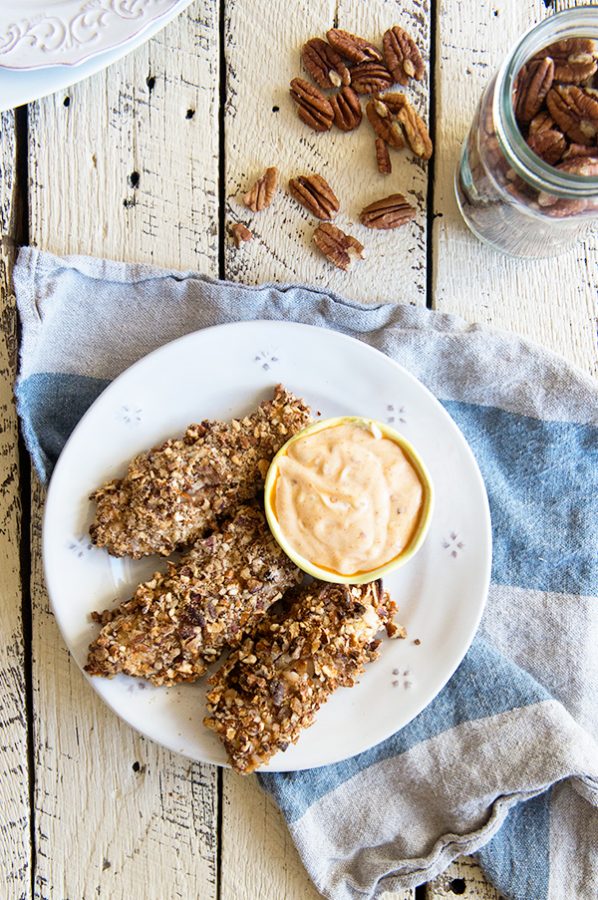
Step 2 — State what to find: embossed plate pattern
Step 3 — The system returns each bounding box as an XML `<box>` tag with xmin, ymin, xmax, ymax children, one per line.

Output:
<box><xmin>43</xmin><ymin>321</ymin><xmax>492</xmax><ymax>771</ymax></box>
<box><xmin>0</xmin><ymin>0</ymin><xmax>181</xmax><ymax>69</ymax></box>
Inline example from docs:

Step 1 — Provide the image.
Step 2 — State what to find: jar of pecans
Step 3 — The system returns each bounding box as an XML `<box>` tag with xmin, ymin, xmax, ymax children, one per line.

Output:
<box><xmin>456</xmin><ymin>7</ymin><xmax>598</xmax><ymax>258</ymax></box>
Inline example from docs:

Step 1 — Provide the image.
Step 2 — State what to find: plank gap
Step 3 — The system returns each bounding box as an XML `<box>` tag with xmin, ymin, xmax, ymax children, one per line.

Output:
<box><xmin>216</xmin><ymin>768</ymin><xmax>223</xmax><ymax>900</ymax></box>
<box><xmin>425</xmin><ymin>0</ymin><xmax>438</xmax><ymax>312</ymax></box>
<box><xmin>15</xmin><ymin>102</ymin><xmax>36</xmax><ymax>900</ymax></box>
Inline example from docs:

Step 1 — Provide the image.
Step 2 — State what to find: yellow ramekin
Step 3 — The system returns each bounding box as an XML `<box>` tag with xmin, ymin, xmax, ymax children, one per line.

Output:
<box><xmin>264</xmin><ymin>416</ymin><xmax>434</xmax><ymax>584</ymax></box>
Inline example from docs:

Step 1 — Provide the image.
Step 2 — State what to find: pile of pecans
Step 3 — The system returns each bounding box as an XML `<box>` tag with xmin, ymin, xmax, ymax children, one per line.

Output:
<box><xmin>230</xmin><ymin>25</ymin><xmax>433</xmax><ymax>271</ymax></box>
<box><xmin>504</xmin><ymin>37</ymin><xmax>598</xmax><ymax>214</ymax></box>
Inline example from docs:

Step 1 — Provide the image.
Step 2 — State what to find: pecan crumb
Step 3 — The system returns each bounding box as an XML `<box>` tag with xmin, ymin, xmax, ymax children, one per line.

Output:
<box><xmin>230</xmin><ymin>223</ymin><xmax>253</xmax><ymax>247</ymax></box>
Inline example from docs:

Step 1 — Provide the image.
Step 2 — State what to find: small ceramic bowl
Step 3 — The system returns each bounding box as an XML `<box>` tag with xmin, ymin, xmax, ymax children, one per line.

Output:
<box><xmin>264</xmin><ymin>416</ymin><xmax>434</xmax><ymax>584</ymax></box>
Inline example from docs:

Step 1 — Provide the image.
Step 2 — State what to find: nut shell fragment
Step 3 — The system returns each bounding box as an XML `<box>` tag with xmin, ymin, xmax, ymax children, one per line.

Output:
<box><xmin>313</xmin><ymin>222</ymin><xmax>364</xmax><ymax>270</ymax></box>
<box><xmin>326</xmin><ymin>28</ymin><xmax>383</xmax><ymax>64</ymax></box>
<box><xmin>243</xmin><ymin>167</ymin><xmax>279</xmax><ymax>211</ymax></box>
<box><xmin>290</xmin><ymin>77</ymin><xmax>334</xmax><ymax>131</ymax></box>
<box><xmin>360</xmin><ymin>193</ymin><xmax>416</xmax><ymax>229</ymax></box>
<box><xmin>330</xmin><ymin>86</ymin><xmax>362</xmax><ymax>131</ymax></box>
<box><xmin>289</xmin><ymin>174</ymin><xmax>340</xmax><ymax>220</ymax></box>
<box><xmin>383</xmin><ymin>25</ymin><xmax>425</xmax><ymax>86</ymax></box>
<box><xmin>302</xmin><ymin>37</ymin><xmax>351</xmax><ymax>89</ymax></box>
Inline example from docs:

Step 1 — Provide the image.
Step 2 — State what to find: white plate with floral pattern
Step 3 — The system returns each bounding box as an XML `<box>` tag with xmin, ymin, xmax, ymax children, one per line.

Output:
<box><xmin>0</xmin><ymin>0</ymin><xmax>184</xmax><ymax>70</ymax></box>
<box><xmin>43</xmin><ymin>321</ymin><xmax>492</xmax><ymax>771</ymax></box>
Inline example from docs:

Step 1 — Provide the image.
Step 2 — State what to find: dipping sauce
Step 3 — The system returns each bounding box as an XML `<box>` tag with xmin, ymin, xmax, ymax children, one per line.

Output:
<box><xmin>272</xmin><ymin>421</ymin><xmax>424</xmax><ymax>576</ymax></box>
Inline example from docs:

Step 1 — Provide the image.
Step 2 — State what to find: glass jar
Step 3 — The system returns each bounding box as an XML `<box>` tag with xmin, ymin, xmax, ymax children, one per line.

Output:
<box><xmin>455</xmin><ymin>6</ymin><xmax>598</xmax><ymax>258</ymax></box>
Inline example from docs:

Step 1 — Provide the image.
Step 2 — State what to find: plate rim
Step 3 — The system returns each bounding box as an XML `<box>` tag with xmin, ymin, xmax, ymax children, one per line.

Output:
<box><xmin>0</xmin><ymin>0</ymin><xmax>182</xmax><ymax>70</ymax></box>
<box><xmin>43</xmin><ymin>319</ymin><xmax>493</xmax><ymax>771</ymax></box>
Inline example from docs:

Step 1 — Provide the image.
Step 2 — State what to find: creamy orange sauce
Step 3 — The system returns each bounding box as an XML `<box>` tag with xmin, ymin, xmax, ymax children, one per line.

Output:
<box><xmin>273</xmin><ymin>422</ymin><xmax>423</xmax><ymax>576</ymax></box>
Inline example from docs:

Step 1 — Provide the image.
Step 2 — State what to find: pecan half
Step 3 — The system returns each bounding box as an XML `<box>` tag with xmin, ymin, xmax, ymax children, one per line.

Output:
<box><xmin>290</xmin><ymin>78</ymin><xmax>334</xmax><ymax>132</ymax></box>
<box><xmin>360</xmin><ymin>194</ymin><xmax>416</xmax><ymax>229</ymax></box>
<box><xmin>383</xmin><ymin>26</ymin><xmax>425</xmax><ymax>86</ymax></box>
<box><xmin>375</xmin><ymin>138</ymin><xmax>391</xmax><ymax>174</ymax></box>
<box><xmin>326</xmin><ymin>28</ymin><xmax>383</xmax><ymax>64</ymax></box>
<box><xmin>528</xmin><ymin>110</ymin><xmax>556</xmax><ymax>135</ymax></box>
<box><xmin>526</xmin><ymin>129</ymin><xmax>566</xmax><ymax>165</ymax></box>
<box><xmin>229</xmin><ymin>223</ymin><xmax>253</xmax><ymax>247</ymax></box>
<box><xmin>515</xmin><ymin>57</ymin><xmax>554</xmax><ymax>125</ymax></box>
<box><xmin>330</xmin><ymin>86</ymin><xmax>362</xmax><ymax>131</ymax></box>
<box><xmin>288</xmin><ymin>174</ymin><xmax>339</xmax><ymax>220</ymax></box>
<box><xmin>397</xmin><ymin>101</ymin><xmax>433</xmax><ymax>159</ymax></box>
<box><xmin>302</xmin><ymin>38</ymin><xmax>351</xmax><ymax>89</ymax></box>
<box><xmin>243</xmin><ymin>167</ymin><xmax>279</xmax><ymax>211</ymax></box>
<box><xmin>350</xmin><ymin>62</ymin><xmax>394</xmax><ymax>95</ymax></box>
<box><xmin>546</xmin><ymin>84</ymin><xmax>598</xmax><ymax>144</ymax></box>
<box><xmin>534</xmin><ymin>38</ymin><xmax>597</xmax><ymax>84</ymax></box>
<box><xmin>366</xmin><ymin>98</ymin><xmax>404</xmax><ymax>149</ymax></box>
<box><xmin>313</xmin><ymin>222</ymin><xmax>364</xmax><ymax>270</ymax></box>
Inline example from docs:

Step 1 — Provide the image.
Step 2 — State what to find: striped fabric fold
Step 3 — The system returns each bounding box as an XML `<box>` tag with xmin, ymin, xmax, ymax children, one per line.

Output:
<box><xmin>14</xmin><ymin>247</ymin><xmax>598</xmax><ymax>900</ymax></box>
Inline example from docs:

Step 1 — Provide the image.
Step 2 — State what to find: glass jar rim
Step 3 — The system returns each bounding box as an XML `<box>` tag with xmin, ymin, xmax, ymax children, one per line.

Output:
<box><xmin>494</xmin><ymin>6</ymin><xmax>598</xmax><ymax>199</ymax></box>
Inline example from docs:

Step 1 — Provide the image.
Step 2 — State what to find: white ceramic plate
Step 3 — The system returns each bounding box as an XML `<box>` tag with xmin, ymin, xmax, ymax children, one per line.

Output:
<box><xmin>43</xmin><ymin>321</ymin><xmax>492</xmax><ymax>771</ymax></box>
<box><xmin>0</xmin><ymin>0</ymin><xmax>193</xmax><ymax>110</ymax></box>
<box><xmin>0</xmin><ymin>0</ymin><xmax>183</xmax><ymax>70</ymax></box>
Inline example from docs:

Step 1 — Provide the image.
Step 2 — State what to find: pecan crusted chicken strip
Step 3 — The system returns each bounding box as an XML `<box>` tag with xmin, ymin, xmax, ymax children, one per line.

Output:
<box><xmin>204</xmin><ymin>580</ymin><xmax>397</xmax><ymax>774</ymax></box>
<box><xmin>85</xmin><ymin>506</ymin><xmax>302</xmax><ymax>686</ymax></box>
<box><xmin>89</xmin><ymin>385</ymin><xmax>312</xmax><ymax>558</ymax></box>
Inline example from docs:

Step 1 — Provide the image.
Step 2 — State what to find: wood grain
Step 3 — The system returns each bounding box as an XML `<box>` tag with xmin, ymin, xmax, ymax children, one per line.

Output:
<box><xmin>5</xmin><ymin>0</ymin><xmax>595</xmax><ymax>898</ymax></box>
<box><xmin>432</xmin><ymin>0</ymin><xmax>597</xmax><ymax>378</ymax></box>
<box><xmin>224</xmin><ymin>0</ymin><xmax>430</xmax><ymax>306</ymax></box>
<box><xmin>0</xmin><ymin>110</ymin><xmax>30</xmax><ymax>900</ymax></box>
<box><xmin>221</xmin><ymin>1</ymin><xmax>430</xmax><ymax>897</ymax></box>
<box><xmin>426</xmin><ymin>0</ymin><xmax>595</xmax><ymax>898</ymax></box>
<box><xmin>26</xmin><ymin>5</ymin><xmax>221</xmax><ymax>898</ymax></box>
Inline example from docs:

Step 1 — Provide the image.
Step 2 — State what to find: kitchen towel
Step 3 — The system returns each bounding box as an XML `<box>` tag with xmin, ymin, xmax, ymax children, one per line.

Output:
<box><xmin>14</xmin><ymin>246</ymin><xmax>598</xmax><ymax>900</ymax></box>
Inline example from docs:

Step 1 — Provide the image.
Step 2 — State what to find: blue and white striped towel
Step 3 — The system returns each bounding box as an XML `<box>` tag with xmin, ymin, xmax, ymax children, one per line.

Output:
<box><xmin>14</xmin><ymin>247</ymin><xmax>598</xmax><ymax>900</ymax></box>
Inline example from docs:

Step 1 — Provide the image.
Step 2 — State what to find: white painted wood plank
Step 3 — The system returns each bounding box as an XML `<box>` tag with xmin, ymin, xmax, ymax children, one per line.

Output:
<box><xmin>425</xmin><ymin>855</ymin><xmax>500</xmax><ymax>900</ymax></box>
<box><xmin>432</xmin><ymin>0</ymin><xmax>597</xmax><ymax>378</ymax></box>
<box><xmin>0</xmin><ymin>110</ymin><xmax>30</xmax><ymax>900</ymax></box>
<box><xmin>221</xmin><ymin>2</ymin><xmax>430</xmax><ymax>897</ymax></box>
<box><xmin>224</xmin><ymin>0</ymin><xmax>430</xmax><ymax>306</ymax></box>
<box><xmin>27</xmin><ymin>5</ymin><xmax>221</xmax><ymax>898</ymax></box>
<box><xmin>428</xmin><ymin>0</ymin><xmax>597</xmax><ymax>898</ymax></box>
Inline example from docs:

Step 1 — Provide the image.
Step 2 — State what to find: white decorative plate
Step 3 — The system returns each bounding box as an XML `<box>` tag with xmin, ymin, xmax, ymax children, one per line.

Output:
<box><xmin>43</xmin><ymin>321</ymin><xmax>492</xmax><ymax>771</ymax></box>
<box><xmin>0</xmin><ymin>0</ymin><xmax>182</xmax><ymax>69</ymax></box>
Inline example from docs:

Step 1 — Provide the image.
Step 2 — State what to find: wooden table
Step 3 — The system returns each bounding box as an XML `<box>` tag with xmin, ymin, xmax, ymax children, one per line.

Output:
<box><xmin>1</xmin><ymin>1</ymin><xmax>595</xmax><ymax>898</ymax></box>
